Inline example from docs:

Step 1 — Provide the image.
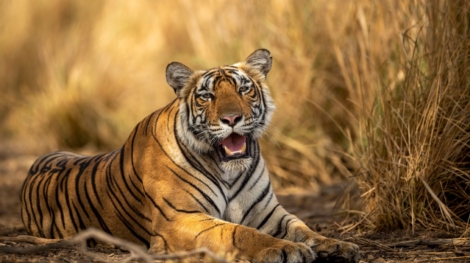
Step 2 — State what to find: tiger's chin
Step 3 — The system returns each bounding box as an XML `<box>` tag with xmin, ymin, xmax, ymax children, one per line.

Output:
<box><xmin>220</xmin><ymin>158</ymin><xmax>253</xmax><ymax>173</ymax></box>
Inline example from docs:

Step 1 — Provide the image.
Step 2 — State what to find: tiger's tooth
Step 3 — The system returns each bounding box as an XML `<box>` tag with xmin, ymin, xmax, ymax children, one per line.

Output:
<box><xmin>224</xmin><ymin>146</ymin><xmax>233</xmax><ymax>156</ymax></box>
<box><xmin>241</xmin><ymin>142</ymin><xmax>246</xmax><ymax>153</ymax></box>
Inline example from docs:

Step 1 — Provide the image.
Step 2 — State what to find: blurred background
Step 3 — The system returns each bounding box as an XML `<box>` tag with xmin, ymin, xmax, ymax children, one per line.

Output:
<box><xmin>1</xmin><ymin>0</ymin><xmax>381</xmax><ymax>189</ymax></box>
<box><xmin>0</xmin><ymin>0</ymin><xmax>468</xmax><ymax>231</ymax></box>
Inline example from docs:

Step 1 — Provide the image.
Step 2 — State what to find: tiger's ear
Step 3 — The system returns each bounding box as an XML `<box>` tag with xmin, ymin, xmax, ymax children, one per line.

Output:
<box><xmin>166</xmin><ymin>62</ymin><xmax>193</xmax><ymax>96</ymax></box>
<box><xmin>245</xmin><ymin>49</ymin><xmax>272</xmax><ymax>77</ymax></box>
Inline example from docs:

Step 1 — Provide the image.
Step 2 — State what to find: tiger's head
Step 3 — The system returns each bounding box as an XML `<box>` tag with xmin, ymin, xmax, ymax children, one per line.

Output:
<box><xmin>166</xmin><ymin>49</ymin><xmax>275</xmax><ymax>172</ymax></box>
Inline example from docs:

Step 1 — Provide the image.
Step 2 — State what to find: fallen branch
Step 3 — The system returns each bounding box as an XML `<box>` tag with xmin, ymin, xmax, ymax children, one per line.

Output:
<box><xmin>0</xmin><ymin>228</ymin><xmax>228</xmax><ymax>263</ymax></box>
<box><xmin>0</xmin><ymin>235</ymin><xmax>61</xmax><ymax>245</ymax></box>
<box><xmin>0</xmin><ymin>240</ymin><xmax>72</xmax><ymax>253</ymax></box>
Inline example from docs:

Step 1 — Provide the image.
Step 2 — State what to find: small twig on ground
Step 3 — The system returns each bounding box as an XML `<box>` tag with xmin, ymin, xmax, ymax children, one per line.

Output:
<box><xmin>352</xmin><ymin>236</ymin><xmax>470</xmax><ymax>252</ymax></box>
<box><xmin>0</xmin><ymin>235</ymin><xmax>61</xmax><ymax>245</ymax></box>
<box><xmin>384</xmin><ymin>238</ymin><xmax>470</xmax><ymax>248</ymax></box>
<box><xmin>350</xmin><ymin>237</ymin><xmax>397</xmax><ymax>251</ymax></box>
<box><xmin>0</xmin><ymin>240</ymin><xmax>73</xmax><ymax>253</ymax></box>
<box><xmin>416</xmin><ymin>255</ymin><xmax>470</xmax><ymax>262</ymax></box>
<box><xmin>0</xmin><ymin>228</ymin><xmax>228</xmax><ymax>263</ymax></box>
<box><xmin>147</xmin><ymin>248</ymin><xmax>227</xmax><ymax>262</ymax></box>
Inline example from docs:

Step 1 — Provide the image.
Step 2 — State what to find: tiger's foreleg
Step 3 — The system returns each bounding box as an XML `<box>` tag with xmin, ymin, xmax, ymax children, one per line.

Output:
<box><xmin>258</xmin><ymin>206</ymin><xmax>360</xmax><ymax>263</ymax></box>
<box><xmin>148</xmin><ymin>213</ymin><xmax>315</xmax><ymax>263</ymax></box>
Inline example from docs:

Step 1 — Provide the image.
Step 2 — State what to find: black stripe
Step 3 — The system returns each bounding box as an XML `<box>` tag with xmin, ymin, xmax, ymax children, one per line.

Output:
<box><xmin>150</xmin><ymin>103</ymin><xmax>171</xmax><ymax>140</ymax></box>
<box><xmin>256</xmin><ymin>204</ymin><xmax>280</xmax><ymax>230</ymax></box>
<box><xmin>90</xmin><ymin>157</ymin><xmax>104</xmax><ymax>207</ymax></box>
<box><xmin>39</xmin><ymin>154</ymin><xmax>62</xmax><ymax>174</ymax></box>
<box><xmin>248</xmin><ymin>165</ymin><xmax>265</xmax><ymax>190</ymax></box>
<box><xmin>57</xmin><ymin>168</ymin><xmax>71</xmax><ymax>229</ymax></box>
<box><xmin>29</xmin><ymin>152</ymin><xmax>62</xmax><ymax>175</ymax></box>
<box><xmin>258</xmin><ymin>81</ymin><xmax>268</xmax><ymax>124</ymax></box>
<box><xmin>166</xmin><ymin>104</ymin><xmax>177</xmax><ymax>132</ymax></box>
<box><xmin>109</xmin><ymin>173</ymin><xmax>150</xmax><ymax>221</ymax></box>
<box><xmin>174</xmin><ymin>129</ymin><xmax>221</xmax><ymax>197</ymax></box>
<box><xmin>22</xmin><ymin>172</ymin><xmax>38</xmax><ymax>235</ymax></box>
<box><xmin>74</xmin><ymin>159</ymin><xmax>92</xmax><ymax>220</ymax></box>
<box><xmin>229</xmin><ymin>152</ymin><xmax>261</xmax><ymax>201</ymax></box>
<box><xmin>262</xmin><ymin>191</ymin><xmax>274</xmax><ymax>210</ymax></box>
<box><xmin>71</xmin><ymin>202</ymin><xmax>87</xmax><ymax>231</ymax></box>
<box><xmin>144</xmin><ymin>192</ymin><xmax>170</xmax><ymax>221</ymax></box>
<box><xmin>150</xmin><ymin>110</ymin><xmax>223</xmax><ymax>206</ymax></box>
<box><xmin>202</xmin><ymin>70</ymin><xmax>217</xmax><ymax>78</ymax></box>
<box><xmin>151</xmin><ymin>231</ymin><xmax>168</xmax><ymax>253</ymax></box>
<box><xmin>167</xmin><ymin>166</ymin><xmax>221</xmax><ymax>216</ymax></box>
<box><xmin>163</xmin><ymin>198</ymin><xmax>201</xmax><ymax>214</ymax></box>
<box><xmin>118</xmin><ymin>147</ymin><xmax>143</xmax><ymax>204</ymax></box>
<box><xmin>112</xmin><ymin>203</ymin><xmax>150</xmax><ymax>248</ymax></box>
<box><xmin>240</xmin><ymin>182</ymin><xmax>270</xmax><ymax>224</ymax></box>
<box><xmin>128</xmin><ymin>174</ymin><xmax>145</xmax><ymax>199</ymax></box>
<box><xmin>184</xmin><ymin>189</ymin><xmax>209</xmax><ymax>213</ymax></box>
<box><xmin>42</xmin><ymin>174</ymin><xmax>55</xmax><ymax>238</ymax></box>
<box><xmin>63</xmin><ymin>168</ymin><xmax>80</xmax><ymax>233</ymax></box>
<box><xmin>105</xmin><ymin>179</ymin><xmax>153</xmax><ymax>237</ymax></box>
<box><xmin>271</xmin><ymin>214</ymin><xmax>288</xmax><ymax>237</ymax></box>
<box><xmin>73</xmin><ymin>157</ymin><xmax>87</xmax><ymax>165</ymax></box>
<box><xmin>280</xmin><ymin>218</ymin><xmax>297</xmax><ymax>239</ymax></box>
<box><xmin>49</xmin><ymin>168</ymin><xmax>65</xmax><ymax>239</ymax></box>
<box><xmin>226</xmin><ymin>171</ymin><xmax>243</xmax><ymax>188</ymax></box>
<box><xmin>185</xmin><ymin>95</ymin><xmax>193</xmax><ymax>130</ymax></box>
<box><xmin>129</xmin><ymin>126</ymin><xmax>144</xmax><ymax>184</ymax></box>
<box><xmin>141</xmin><ymin>110</ymin><xmax>157</xmax><ymax>136</ymax></box>
<box><xmin>194</xmin><ymin>223</ymin><xmax>224</xmax><ymax>239</ymax></box>
<box><xmin>106</xmin><ymin>157</ymin><xmax>151</xmax><ymax>222</ymax></box>
<box><xmin>33</xmin><ymin>173</ymin><xmax>46</xmax><ymax>237</ymax></box>
<box><xmin>84</xmin><ymin>174</ymin><xmax>112</xmax><ymax>235</ymax></box>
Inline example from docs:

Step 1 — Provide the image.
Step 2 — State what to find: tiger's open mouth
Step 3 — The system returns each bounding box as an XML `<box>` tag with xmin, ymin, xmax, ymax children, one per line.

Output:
<box><xmin>216</xmin><ymin>133</ymin><xmax>250</xmax><ymax>161</ymax></box>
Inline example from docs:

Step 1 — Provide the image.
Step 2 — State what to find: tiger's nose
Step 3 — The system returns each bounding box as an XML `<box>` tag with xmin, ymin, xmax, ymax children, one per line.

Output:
<box><xmin>221</xmin><ymin>114</ymin><xmax>242</xmax><ymax>127</ymax></box>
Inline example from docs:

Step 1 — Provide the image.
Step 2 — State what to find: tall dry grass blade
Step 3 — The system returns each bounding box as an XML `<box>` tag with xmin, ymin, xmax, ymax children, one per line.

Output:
<box><xmin>418</xmin><ymin>176</ymin><xmax>456</xmax><ymax>230</ymax></box>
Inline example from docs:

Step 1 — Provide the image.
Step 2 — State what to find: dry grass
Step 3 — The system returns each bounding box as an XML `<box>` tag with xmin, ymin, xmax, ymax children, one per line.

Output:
<box><xmin>354</xmin><ymin>1</ymin><xmax>470</xmax><ymax>231</ymax></box>
<box><xmin>0</xmin><ymin>0</ymin><xmax>469</xmax><ymax>231</ymax></box>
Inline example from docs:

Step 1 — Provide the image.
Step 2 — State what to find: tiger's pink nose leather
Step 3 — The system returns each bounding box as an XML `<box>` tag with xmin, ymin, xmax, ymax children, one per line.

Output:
<box><xmin>221</xmin><ymin>114</ymin><xmax>242</xmax><ymax>127</ymax></box>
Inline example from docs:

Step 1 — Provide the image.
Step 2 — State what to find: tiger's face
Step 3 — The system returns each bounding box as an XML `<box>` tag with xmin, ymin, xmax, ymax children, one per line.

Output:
<box><xmin>166</xmin><ymin>49</ymin><xmax>275</xmax><ymax>172</ymax></box>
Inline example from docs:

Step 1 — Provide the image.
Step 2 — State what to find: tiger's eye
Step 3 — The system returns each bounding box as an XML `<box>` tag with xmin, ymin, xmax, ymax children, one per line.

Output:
<box><xmin>200</xmin><ymin>93</ymin><xmax>213</xmax><ymax>101</ymax></box>
<box><xmin>239</xmin><ymin>86</ymin><xmax>251</xmax><ymax>93</ymax></box>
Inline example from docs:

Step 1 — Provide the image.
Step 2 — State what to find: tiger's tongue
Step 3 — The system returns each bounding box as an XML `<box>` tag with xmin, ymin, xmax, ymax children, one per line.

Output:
<box><xmin>221</xmin><ymin>133</ymin><xmax>246</xmax><ymax>152</ymax></box>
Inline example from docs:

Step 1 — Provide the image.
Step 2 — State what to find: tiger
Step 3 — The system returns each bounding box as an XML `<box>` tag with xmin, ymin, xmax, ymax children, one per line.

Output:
<box><xmin>20</xmin><ymin>49</ymin><xmax>359</xmax><ymax>263</ymax></box>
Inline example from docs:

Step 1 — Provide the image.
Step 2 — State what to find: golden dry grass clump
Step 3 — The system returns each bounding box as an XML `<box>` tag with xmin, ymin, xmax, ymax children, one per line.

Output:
<box><xmin>0</xmin><ymin>0</ymin><xmax>469</xmax><ymax>232</ymax></box>
<box><xmin>355</xmin><ymin>1</ymin><xmax>470</xmax><ymax>232</ymax></box>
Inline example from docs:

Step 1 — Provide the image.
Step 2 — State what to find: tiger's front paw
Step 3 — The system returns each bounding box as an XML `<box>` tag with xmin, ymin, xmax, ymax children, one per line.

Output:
<box><xmin>253</xmin><ymin>242</ymin><xmax>315</xmax><ymax>263</ymax></box>
<box><xmin>306</xmin><ymin>237</ymin><xmax>359</xmax><ymax>263</ymax></box>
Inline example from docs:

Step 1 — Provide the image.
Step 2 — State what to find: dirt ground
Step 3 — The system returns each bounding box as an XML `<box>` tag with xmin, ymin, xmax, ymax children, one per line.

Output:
<box><xmin>1</xmin><ymin>154</ymin><xmax>469</xmax><ymax>262</ymax></box>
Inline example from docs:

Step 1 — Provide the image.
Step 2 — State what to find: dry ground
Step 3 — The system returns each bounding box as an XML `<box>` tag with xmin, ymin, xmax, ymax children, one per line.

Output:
<box><xmin>1</xmin><ymin>154</ymin><xmax>469</xmax><ymax>263</ymax></box>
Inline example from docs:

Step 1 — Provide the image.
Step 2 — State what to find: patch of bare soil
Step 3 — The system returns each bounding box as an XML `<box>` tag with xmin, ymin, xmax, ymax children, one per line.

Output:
<box><xmin>1</xmin><ymin>155</ymin><xmax>469</xmax><ymax>262</ymax></box>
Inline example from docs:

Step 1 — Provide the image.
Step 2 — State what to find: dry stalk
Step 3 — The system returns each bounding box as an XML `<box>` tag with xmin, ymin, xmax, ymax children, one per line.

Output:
<box><xmin>0</xmin><ymin>228</ymin><xmax>228</xmax><ymax>263</ymax></box>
